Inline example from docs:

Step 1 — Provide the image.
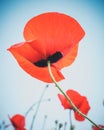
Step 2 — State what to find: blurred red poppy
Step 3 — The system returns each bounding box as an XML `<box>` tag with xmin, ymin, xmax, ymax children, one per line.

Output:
<box><xmin>10</xmin><ymin>114</ymin><xmax>26</xmax><ymax>130</ymax></box>
<box><xmin>58</xmin><ymin>90</ymin><xmax>90</xmax><ymax>121</ymax></box>
<box><xmin>8</xmin><ymin>12</ymin><xmax>85</xmax><ymax>83</ymax></box>
<box><xmin>92</xmin><ymin>125</ymin><xmax>104</xmax><ymax>130</ymax></box>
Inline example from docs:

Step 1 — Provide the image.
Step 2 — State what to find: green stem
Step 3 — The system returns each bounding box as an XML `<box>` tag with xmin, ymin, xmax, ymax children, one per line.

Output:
<box><xmin>47</xmin><ymin>61</ymin><xmax>104</xmax><ymax>130</ymax></box>
<box><xmin>69</xmin><ymin>110</ymin><xmax>73</xmax><ymax>130</ymax></box>
<box><xmin>41</xmin><ymin>115</ymin><xmax>47</xmax><ymax>130</ymax></box>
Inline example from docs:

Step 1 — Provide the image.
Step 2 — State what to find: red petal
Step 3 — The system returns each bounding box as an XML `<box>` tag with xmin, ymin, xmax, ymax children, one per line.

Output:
<box><xmin>8</xmin><ymin>40</ymin><xmax>46</xmax><ymax>63</ymax></box>
<box><xmin>10</xmin><ymin>114</ymin><xmax>25</xmax><ymax>128</ymax></box>
<box><xmin>66</xmin><ymin>90</ymin><xmax>83</xmax><ymax>108</ymax></box>
<box><xmin>23</xmin><ymin>12</ymin><xmax>85</xmax><ymax>68</ymax></box>
<box><xmin>74</xmin><ymin>97</ymin><xmax>90</xmax><ymax>121</ymax></box>
<box><xmin>58</xmin><ymin>90</ymin><xmax>83</xmax><ymax>109</ymax></box>
<box><xmin>92</xmin><ymin>125</ymin><xmax>104</xmax><ymax>130</ymax></box>
<box><xmin>58</xmin><ymin>90</ymin><xmax>90</xmax><ymax>121</ymax></box>
<box><xmin>58</xmin><ymin>94</ymin><xmax>70</xmax><ymax>109</ymax></box>
<box><xmin>15</xmin><ymin>128</ymin><xmax>26</xmax><ymax>130</ymax></box>
<box><xmin>54</xmin><ymin>44</ymin><xmax>78</xmax><ymax>69</ymax></box>
<box><xmin>8</xmin><ymin>42</ymin><xmax>64</xmax><ymax>83</ymax></box>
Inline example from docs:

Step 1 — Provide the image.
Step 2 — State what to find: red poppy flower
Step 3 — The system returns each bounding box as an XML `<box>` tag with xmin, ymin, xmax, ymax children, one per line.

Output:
<box><xmin>58</xmin><ymin>90</ymin><xmax>90</xmax><ymax>121</ymax></box>
<box><xmin>92</xmin><ymin>125</ymin><xmax>104</xmax><ymax>130</ymax></box>
<box><xmin>8</xmin><ymin>12</ymin><xmax>85</xmax><ymax>83</ymax></box>
<box><xmin>10</xmin><ymin>114</ymin><xmax>26</xmax><ymax>130</ymax></box>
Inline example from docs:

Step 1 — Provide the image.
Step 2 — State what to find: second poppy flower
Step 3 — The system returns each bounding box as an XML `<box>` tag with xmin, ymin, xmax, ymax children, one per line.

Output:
<box><xmin>58</xmin><ymin>89</ymin><xmax>90</xmax><ymax>121</ymax></box>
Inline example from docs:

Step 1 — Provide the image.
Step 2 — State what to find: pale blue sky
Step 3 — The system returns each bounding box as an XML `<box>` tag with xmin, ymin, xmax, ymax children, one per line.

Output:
<box><xmin>0</xmin><ymin>0</ymin><xmax>104</xmax><ymax>130</ymax></box>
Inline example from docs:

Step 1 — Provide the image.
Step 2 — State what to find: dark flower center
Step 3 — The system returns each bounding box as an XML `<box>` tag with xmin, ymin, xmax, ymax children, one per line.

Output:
<box><xmin>34</xmin><ymin>51</ymin><xmax>63</xmax><ymax>67</ymax></box>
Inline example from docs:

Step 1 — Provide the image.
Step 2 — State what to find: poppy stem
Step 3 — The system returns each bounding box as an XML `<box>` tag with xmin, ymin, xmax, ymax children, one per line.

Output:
<box><xmin>69</xmin><ymin>110</ymin><xmax>73</xmax><ymax>130</ymax></box>
<box><xmin>63</xmin><ymin>122</ymin><xmax>67</xmax><ymax>130</ymax></box>
<box><xmin>30</xmin><ymin>84</ymin><xmax>49</xmax><ymax>130</ymax></box>
<box><xmin>47</xmin><ymin>61</ymin><xmax>104</xmax><ymax>130</ymax></box>
<box><xmin>58</xmin><ymin>123</ymin><xmax>63</xmax><ymax>130</ymax></box>
<box><xmin>41</xmin><ymin>115</ymin><xmax>47</xmax><ymax>130</ymax></box>
<box><xmin>54</xmin><ymin>120</ymin><xmax>58</xmax><ymax>130</ymax></box>
<box><xmin>25</xmin><ymin>98</ymin><xmax>50</xmax><ymax>117</ymax></box>
<box><xmin>69</xmin><ymin>110</ymin><xmax>74</xmax><ymax>130</ymax></box>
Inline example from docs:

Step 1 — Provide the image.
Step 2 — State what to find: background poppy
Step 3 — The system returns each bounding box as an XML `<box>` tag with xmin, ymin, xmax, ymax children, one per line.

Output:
<box><xmin>58</xmin><ymin>89</ymin><xmax>90</xmax><ymax>121</ymax></box>
<box><xmin>92</xmin><ymin>125</ymin><xmax>104</xmax><ymax>130</ymax></box>
<box><xmin>10</xmin><ymin>114</ymin><xmax>26</xmax><ymax>130</ymax></box>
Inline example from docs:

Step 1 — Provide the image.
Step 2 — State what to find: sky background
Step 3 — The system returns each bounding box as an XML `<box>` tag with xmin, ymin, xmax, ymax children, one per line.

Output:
<box><xmin>0</xmin><ymin>0</ymin><xmax>104</xmax><ymax>130</ymax></box>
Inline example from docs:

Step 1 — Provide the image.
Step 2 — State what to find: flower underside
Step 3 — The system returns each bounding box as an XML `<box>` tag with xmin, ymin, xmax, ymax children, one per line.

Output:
<box><xmin>8</xmin><ymin>12</ymin><xmax>85</xmax><ymax>82</ymax></box>
<box><xmin>34</xmin><ymin>51</ymin><xmax>63</xmax><ymax>67</ymax></box>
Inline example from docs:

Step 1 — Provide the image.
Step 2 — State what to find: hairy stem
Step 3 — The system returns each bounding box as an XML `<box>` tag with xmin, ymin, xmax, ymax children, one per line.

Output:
<box><xmin>25</xmin><ymin>98</ymin><xmax>50</xmax><ymax>117</ymax></box>
<box><xmin>30</xmin><ymin>85</ymin><xmax>49</xmax><ymax>130</ymax></box>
